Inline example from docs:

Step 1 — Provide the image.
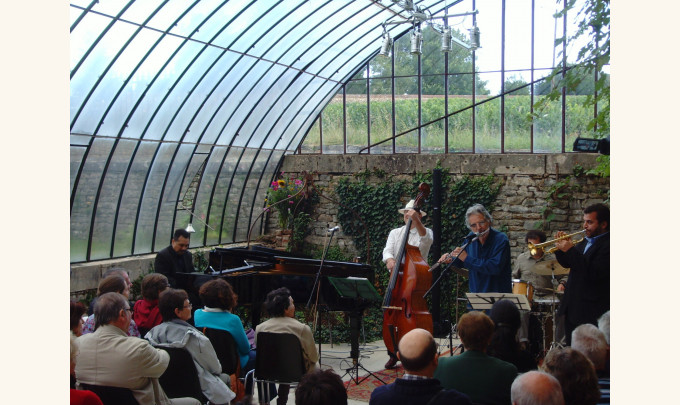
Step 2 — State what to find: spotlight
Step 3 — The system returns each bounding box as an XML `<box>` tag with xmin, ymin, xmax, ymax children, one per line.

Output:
<box><xmin>380</xmin><ymin>31</ymin><xmax>393</xmax><ymax>57</ymax></box>
<box><xmin>441</xmin><ymin>27</ymin><xmax>452</xmax><ymax>52</ymax></box>
<box><xmin>410</xmin><ymin>28</ymin><xmax>423</xmax><ymax>55</ymax></box>
<box><xmin>469</xmin><ymin>25</ymin><xmax>481</xmax><ymax>50</ymax></box>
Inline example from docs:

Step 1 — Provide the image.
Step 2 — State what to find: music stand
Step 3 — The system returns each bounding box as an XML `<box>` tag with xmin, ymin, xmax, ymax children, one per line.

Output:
<box><xmin>465</xmin><ymin>293</ymin><xmax>531</xmax><ymax>311</ymax></box>
<box><xmin>328</xmin><ymin>277</ymin><xmax>385</xmax><ymax>386</ymax></box>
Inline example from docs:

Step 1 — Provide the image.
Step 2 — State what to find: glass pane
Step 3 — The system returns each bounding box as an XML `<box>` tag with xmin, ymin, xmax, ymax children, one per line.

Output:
<box><xmin>368</xmin><ymin>79</ymin><xmax>392</xmax><ymax>154</ymax></box>
<box><xmin>504</xmin><ymin>88</ymin><xmax>532</xmax><ymax>153</ymax></box>
<box><xmin>421</xmin><ymin>93</ymin><xmax>445</xmax><ymax>153</ymax></box>
<box><xmin>321</xmin><ymin>89</ymin><xmax>344</xmax><ymax>154</ymax></box>
<box><xmin>135</xmin><ymin>143</ymin><xmax>177</xmax><ymax>254</ymax></box>
<box><xmin>167</xmin><ymin>0</ymin><xmax>227</xmax><ymax>39</ymax></box>
<box><xmin>301</xmin><ymin>117</ymin><xmax>321</xmax><ymax>154</ymax></box>
<box><xmin>533</xmin><ymin>78</ymin><xmax>563</xmax><ymax>153</ymax></box>
<box><xmin>505</xmin><ymin>0</ymin><xmax>532</xmax><ymax>71</ymax></box>
<box><xmin>70</xmin><ymin>138</ymin><xmax>115</xmax><ymax>262</ymax></box>
<box><xmin>475</xmin><ymin>0</ymin><xmax>502</xmax><ymax>76</ymax></box>
<box><xmin>224</xmin><ymin>148</ymin><xmax>257</xmax><ymax>241</ymax></box>
<box><xmin>475</xmin><ymin>73</ymin><xmax>501</xmax><ymax>153</ymax></box>
<box><xmin>70</xmin><ymin>146</ymin><xmax>86</xmax><ymax>193</ymax></box>
<box><xmin>210</xmin><ymin>147</ymin><xmax>241</xmax><ymax>244</ymax></box>
<box><xmin>154</xmin><ymin>145</ymin><xmax>195</xmax><ymax>251</ymax></box>
<box><xmin>395</xmin><ymin>129</ymin><xmax>418</xmax><ymax>153</ymax></box>
<box><xmin>448</xmin><ymin>108</ymin><xmax>473</xmax><ymax>153</ymax></box>
<box><xmin>235</xmin><ymin>152</ymin><xmax>267</xmax><ymax>240</ymax></box>
<box><xmin>394</xmin><ymin>33</ymin><xmax>419</xmax><ymax>77</ymax></box>
<box><xmin>346</xmin><ymin>79</ymin><xmax>368</xmax><ymax>153</ymax></box>
<box><xmin>447</xmin><ymin>27</ymin><xmax>474</xmax><ymax>74</ymax></box>
<box><xmin>71</xmin><ymin>21</ymin><xmax>138</xmax><ymax>132</ymax></box>
<box><xmin>421</xmin><ymin>27</ymin><xmax>445</xmax><ymax>76</ymax></box>
<box><xmin>90</xmin><ymin>139</ymin><xmax>137</xmax><ymax>260</ymax></box>
<box><xmin>535</xmin><ymin>0</ymin><xmax>563</xmax><ymax>70</ymax></box>
<box><xmin>113</xmin><ymin>141</ymin><xmax>158</xmax><ymax>258</ymax></box>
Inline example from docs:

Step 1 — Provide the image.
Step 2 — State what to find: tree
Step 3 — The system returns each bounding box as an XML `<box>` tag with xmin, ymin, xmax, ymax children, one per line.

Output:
<box><xmin>504</xmin><ymin>75</ymin><xmax>530</xmax><ymax>95</ymax></box>
<box><xmin>533</xmin><ymin>0</ymin><xmax>609</xmax><ymax>136</ymax></box>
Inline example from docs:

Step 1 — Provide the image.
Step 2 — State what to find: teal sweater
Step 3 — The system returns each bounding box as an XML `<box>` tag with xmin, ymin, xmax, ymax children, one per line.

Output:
<box><xmin>193</xmin><ymin>309</ymin><xmax>251</xmax><ymax>369</ymax></box>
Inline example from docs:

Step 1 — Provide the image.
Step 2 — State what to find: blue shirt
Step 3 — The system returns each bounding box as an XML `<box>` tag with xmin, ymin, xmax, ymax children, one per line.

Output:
<box><xmin>454</xmin><ymin>228</ymin><xmax>512</xmax><ymax>293</ymax></box>
<box><xmin>193</xmin><ymin>309</ymin><xmax>251</xmax><ymax>369</ymax></box>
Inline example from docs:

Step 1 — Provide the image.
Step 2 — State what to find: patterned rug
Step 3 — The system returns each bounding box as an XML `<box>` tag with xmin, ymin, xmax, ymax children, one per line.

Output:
<box><xmin>344</xmin><ymin>365</ymin><xmax>404</xmax><ymax>402</ymax></box>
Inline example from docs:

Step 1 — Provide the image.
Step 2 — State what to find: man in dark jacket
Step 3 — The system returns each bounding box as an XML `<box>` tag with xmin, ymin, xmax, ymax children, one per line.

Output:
<box><xmin>369</xmin><ymin>328</ymin><xmax>472</xmax><ymax>405</ymax></box>
<box><xmin>554</xmin><ymin>203</ymin><xmax>610</xmax><ymax>345</ymax></box>
<box><xmin>154</xmin><ymin>228</ymin><xmax>194</xmax><ymax>288</ymax></box>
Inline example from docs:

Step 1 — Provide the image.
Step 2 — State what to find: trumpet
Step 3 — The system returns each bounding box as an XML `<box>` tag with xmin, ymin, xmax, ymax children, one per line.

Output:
<box><xmin>528</xmin><ymin>230</ymin><xmax>586</xmax><ymax>255</ymax></box>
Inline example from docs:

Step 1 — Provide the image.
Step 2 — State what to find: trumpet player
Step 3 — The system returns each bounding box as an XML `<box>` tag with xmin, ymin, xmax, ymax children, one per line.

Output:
<box><xmin>554</xmin><ymin>203</ymin><xmax>610</xmax><ymax>346</ymax></box>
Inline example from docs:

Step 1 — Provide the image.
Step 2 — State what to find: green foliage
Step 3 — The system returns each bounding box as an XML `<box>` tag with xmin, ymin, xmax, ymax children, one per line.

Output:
<box><xmin>289</xmin><ymin>212</ymin><xmax>312</xmax><ymax>253</ymax></box>
<box><xmin>265</xmin><ymin>174</ymin><xmax>307</xmax><ymax>229</ymax></box>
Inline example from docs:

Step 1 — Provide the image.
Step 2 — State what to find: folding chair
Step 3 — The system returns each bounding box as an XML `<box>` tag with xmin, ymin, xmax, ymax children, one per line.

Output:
<box><xmin>79</xmin><ymin>383</ymin><xmax>139</xmax><ymax>405</ymax></box>
<box><xmin>251</xmin><ymin>332</ymin><xmax>306</xmax><ymax>404</ymax></box>
<box><xmin>158</xmin><ymin>346</ymin><xmax>207</xmax><ymax>403</ymax></box>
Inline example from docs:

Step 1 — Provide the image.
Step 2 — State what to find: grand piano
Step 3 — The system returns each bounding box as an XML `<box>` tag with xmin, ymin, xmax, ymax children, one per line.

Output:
<box><xmin>175</xmin><ymin>245</ymin><xmax>376</xmax><ymax>326</ymax></box>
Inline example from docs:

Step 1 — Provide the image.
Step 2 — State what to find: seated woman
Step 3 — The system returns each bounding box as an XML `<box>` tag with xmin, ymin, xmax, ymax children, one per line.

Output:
<box><xmin>82</xmin><ymin>274</ymin><xmax>140</xmax><ymax>337</ymax></box>
<box><xmin>70</xmin><ymin>300</ymin><xmax>87</xmax><ymax>337</ymax></box>
<box><xmin>133</xmin><ymin>273</ymin><xmax>169</xmax><ymax>337</ymax></box>
<box><xmin>487</xmin><ymin>299</ymin><xmax>537</xmax><ymax>372</ymax></box>
<box><xmin>146</xmin><ymin>288</ymin><xmax>235</xmax><ymax>405</ymax></box>
<box><xmin>193</xmin><ymin>279</ymin><xmax>255</xmax><ymax>375</ymax></box>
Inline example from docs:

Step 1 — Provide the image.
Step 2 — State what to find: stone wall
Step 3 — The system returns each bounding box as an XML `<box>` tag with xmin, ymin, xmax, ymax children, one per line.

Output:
<box><xmin>275</xmin><ymin>153</ymin><xmax>609</xmax><ymax>262</ymax></box>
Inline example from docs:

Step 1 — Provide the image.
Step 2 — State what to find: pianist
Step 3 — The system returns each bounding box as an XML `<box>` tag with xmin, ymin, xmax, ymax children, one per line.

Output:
<box><xmin>154</xmin><ymin>228</ymin><xmax>194</xmax><ymax>287</ymax></box>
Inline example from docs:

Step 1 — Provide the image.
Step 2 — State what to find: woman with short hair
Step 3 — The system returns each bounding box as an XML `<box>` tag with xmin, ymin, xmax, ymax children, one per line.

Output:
<box><xmin>133</xmin><ymin>273</ymin><xmax>169</xmax><ymax>336</ymax></box>
<box><xmin>146</xmin><ymin>288</ymin><xmax>235</xmax><ymax>405</ymax></box>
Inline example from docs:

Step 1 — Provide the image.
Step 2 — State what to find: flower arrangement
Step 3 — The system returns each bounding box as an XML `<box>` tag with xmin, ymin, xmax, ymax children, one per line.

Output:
<box><xmin>265</xmin><ymin>173</ymin><xmax>305</xmax><ymax>230</ymax></box>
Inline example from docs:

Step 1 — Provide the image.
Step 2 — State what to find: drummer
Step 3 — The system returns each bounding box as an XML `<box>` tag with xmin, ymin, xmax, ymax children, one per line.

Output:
<box><xmin>513</xmin><ymin>230</ymin><xmax>566</xmax><ymax>347</ymax></box>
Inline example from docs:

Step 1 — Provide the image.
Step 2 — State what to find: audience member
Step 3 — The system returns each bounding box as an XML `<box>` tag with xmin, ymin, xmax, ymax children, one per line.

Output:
<box><xmin>193</xmin><ymin>279</ymin><xmax>255</xmax><ymax>375</ymax></box>
<box><xmin>146</xmin><ymin>288</ymin><xmax>235</xmax><ymax>405</ymax></box>
<box><xmin>434</xmin><ymin>311</ymin><xmax>517</xmax><ymax>405</ymax></box>
<box><xmin>134</xmin><ymin>273</ymin><xmax>169</xmax><ymax>336</ymax></box>
<box><xmin>510</xmin><ymin>371</ymin><xmax>564</xmax><ymax>405</ymax></box>
<box><xmin>369</xmin><ymin>328</ymin><xmax>472</xmax><ymax>405</ymax></box>
<box><xmin>571</xmin><ymin>324</ymin><xmax>610</xmax><ymax>403</ymax></box>
<box><xmin>71</xmin><ymin>300</ymin><xmax>87</xmax><ymax>337</ymax></box>
<box><xmin>82</xmin><ymin>274</ymin><xmax>141</xmax><ymax>337</ymax></box>
<box><xmin>598</xmin><ymin>310</ymin><xmax>610</xmax><ymax>345</ymax></box>
<box><xmin>256</xmin><ymin>287</ymin><xmax>319</xmax><ymax>405</ymax></box>
<box><xmin>87</xmin><ymin>267</ymin><xmax>133</xmax><ymax>314</ymax></box>
<box><xmin>488</xmin><ymin>299</ymin><xmax>537</xmax><ymax>372</ymax></box>
<box><xmin>540</xmin><ymin>347</ymin><xmax>600</xmax><ymax>405</ymax></box>
<box><xmin>76</xmin><ymin>292</ymin><xmax>201</xmax><ymax>405</ymax></box>
<box><xmin>295</xmin><ymin>369</ymin><xmax>348</xmax><ymax>405</ymax></box>
<box><xmin>70</xmin><ymin>332</ymin><xmax>104</xmax><ymax>405</ymax></box>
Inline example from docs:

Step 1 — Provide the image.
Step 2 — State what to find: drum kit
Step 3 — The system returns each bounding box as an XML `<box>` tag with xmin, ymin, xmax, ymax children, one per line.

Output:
<box><xmin>512</xmin><ymin>259</ymin><xmax>569</xmax><ymax>359</ymax></box>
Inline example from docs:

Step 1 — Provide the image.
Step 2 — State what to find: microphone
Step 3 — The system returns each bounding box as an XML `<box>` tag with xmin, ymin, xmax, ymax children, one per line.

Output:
<box><xmin>327</xmin><ymin>226</ymin><xmax>340</xmax><ymax>233</ymax></box>
<box><xmin>429</xmin><ymin>234</ymin><xmax>479</xmax><ymax>272</ymax></box>
<box><xmin>464</xmin><ymin>232</ymin><xmax>476</xmax><ymax>240</ymax></box>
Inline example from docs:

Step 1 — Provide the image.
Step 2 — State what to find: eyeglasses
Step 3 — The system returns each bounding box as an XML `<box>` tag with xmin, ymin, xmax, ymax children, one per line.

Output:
<box><xmin>183</xmin><ymin>303</ymin><xmax>192</xmax><ymax>309</ymax></box>
<box><xmin>124</xmin><ymin>308</ymin><xmax>132</xmax><ymax>313</ymax></box>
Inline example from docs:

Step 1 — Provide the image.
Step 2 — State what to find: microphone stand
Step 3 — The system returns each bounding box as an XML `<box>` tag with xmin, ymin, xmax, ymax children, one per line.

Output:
<box><xmin>424</xmin><ymin>236</ymin><xmax>475</xmax><ymax>356</ymax></box>
<box><xmin>307</xmin><ymin>228</ymin><xmax>337</xmax><ymax>366</ymax></box>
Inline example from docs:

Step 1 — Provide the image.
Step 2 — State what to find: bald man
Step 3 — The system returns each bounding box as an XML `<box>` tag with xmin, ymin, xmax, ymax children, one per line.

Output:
<box><xmin>511</xmin><ymin>371</ymin><xmax>564</xmax><ymax>405</ymax></box>
<box><xmin>369</xmin><ymin>328</ymin><xmax>472</xmax><ymax>405</ymax></box>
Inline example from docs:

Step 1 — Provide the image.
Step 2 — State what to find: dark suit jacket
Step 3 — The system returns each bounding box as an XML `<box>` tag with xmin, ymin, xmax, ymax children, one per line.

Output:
<box><xmin>555</xmin><ymin>233</ymin><xmax>610</xmax><ymax>327</ymax></box>
<box><xmin>434</xmin><ymin>350</ymin><xmax>517</xmax><ymax>405</ymax></box>
<box><xmin>154</xmin><ymin>245</ymin><xmax>194</xmax><ymax>287</ymax></box>
<box><xmin>369</xmin><ymin>378</ymin><xmax>472</xmax><ymax>405</ymax></box>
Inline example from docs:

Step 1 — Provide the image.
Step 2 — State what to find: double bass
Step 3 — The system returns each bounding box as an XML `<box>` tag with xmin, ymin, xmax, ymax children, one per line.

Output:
<box><xmin>382</xmin><ymin>183</ymin><xmax>433</xmax><ymax>359</ymax></box>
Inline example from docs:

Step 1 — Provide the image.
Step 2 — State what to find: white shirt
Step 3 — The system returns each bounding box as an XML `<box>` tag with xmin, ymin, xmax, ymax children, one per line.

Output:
<box><xmin>382</xmin><ymin>225</ymin><xmax>434</xmax><ymax>267</ymax></box>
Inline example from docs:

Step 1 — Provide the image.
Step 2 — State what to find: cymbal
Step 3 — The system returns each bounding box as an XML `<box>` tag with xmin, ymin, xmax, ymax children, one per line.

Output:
<box><xmin>532</xmin><ymin>259</ymin><xmax>569</xmax><ymax>275</ymax></box>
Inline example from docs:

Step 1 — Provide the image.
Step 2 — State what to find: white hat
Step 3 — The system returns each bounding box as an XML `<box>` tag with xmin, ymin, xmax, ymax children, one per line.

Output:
<box><xmin>398</xmin><ymin>199</ymin><xmax>426</xmax><ymax>217</ymax></box>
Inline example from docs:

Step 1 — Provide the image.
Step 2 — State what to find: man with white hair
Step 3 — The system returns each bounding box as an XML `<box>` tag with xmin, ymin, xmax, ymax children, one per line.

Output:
<box><xmin>571</xmin><ymin>323</ymin><xmax>610</xmax><ymax>403</ymax></box>
<box><xmin>598</xmin><ymin>310</ymin><xmax>610</xmax><ymax>345</ymax></box>
<box><xmin>511</xmin><ymin>371</ymin><xmax>564</xmax><ymax>405</ymax></box>
<box><xmin>438</xmin><ymin>203</ymin><xmax>512</xmax><ymax>293</ymax></box>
